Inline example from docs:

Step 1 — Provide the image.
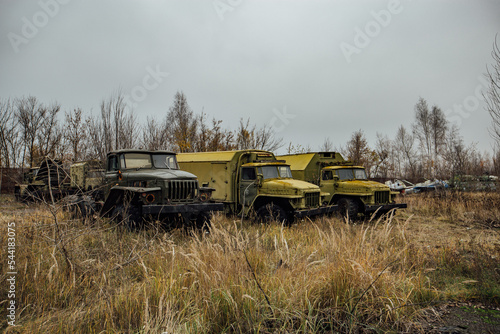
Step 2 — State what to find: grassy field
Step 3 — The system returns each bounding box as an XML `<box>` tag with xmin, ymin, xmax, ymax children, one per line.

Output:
<box><xmin>1</xmin><ymin>192</ymin><xmax>499</xmax><ymax>333</ymax></box>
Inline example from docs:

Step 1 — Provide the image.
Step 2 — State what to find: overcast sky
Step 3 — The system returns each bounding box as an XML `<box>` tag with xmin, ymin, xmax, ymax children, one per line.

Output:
<box><xmin>1</xmin><ymin>0</ymin><xmax>499</xmax><ymax>155</ymax></box>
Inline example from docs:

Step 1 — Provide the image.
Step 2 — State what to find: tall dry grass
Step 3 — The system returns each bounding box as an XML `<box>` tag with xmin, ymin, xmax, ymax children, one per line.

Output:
<box><xmin>1</xmin><ymin>192</ymin><xmax>499</xmax><ymax>333</ymax></box>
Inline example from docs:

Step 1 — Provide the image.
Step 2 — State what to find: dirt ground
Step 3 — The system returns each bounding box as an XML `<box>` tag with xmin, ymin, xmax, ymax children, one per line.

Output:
<box><xmin>420</xmin><ymin>303</ymin><xmax>500</xmax><ymax>334</ymax></box>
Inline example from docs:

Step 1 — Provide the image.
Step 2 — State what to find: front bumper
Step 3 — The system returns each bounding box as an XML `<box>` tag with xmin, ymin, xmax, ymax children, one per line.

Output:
<box><xmin>142</xmin><ymin>202</ymin><xmax>224</xmax><ymax>215</ymax></box>
<box><xmin>364</xmin><ymin>203</ymin><xmax>407</xmax><ymax>214</ymax></box>
<box><xmin>294</xmin><ymin>204</ymin><xmax>338</xmax><ymax>218</ymax></box>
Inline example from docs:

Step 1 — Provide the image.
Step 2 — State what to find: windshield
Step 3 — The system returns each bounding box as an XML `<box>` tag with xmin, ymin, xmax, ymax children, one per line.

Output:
<box><xmin>258</xmin><ymin>165</ymin><xmax>293</xmax><ymax>179</ymax></box>
<box><xmin>122</xmin><ymin>153</ymin><xmax>152</xmax><ymax>169</ymax></box>
<box><xmin>336</xmin><ymin>168</ymin><xmax>367</xmax><ymax>180</ymax></box>
<box><xmin>152</xmin><ymin>154</ymin><xmax>178</xmax><ymax>169</ymax></box>
<box><xmin>120</xmin><ymin>153</ymin><xmax>178</xmax><ymax>170</ymax></box>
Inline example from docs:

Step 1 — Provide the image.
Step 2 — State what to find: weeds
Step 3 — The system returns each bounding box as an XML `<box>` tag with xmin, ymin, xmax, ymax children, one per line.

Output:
<box><xmin>0</xmin><ymin>192</ymin><xmax>499</xmax><ymax>333</ymax></box>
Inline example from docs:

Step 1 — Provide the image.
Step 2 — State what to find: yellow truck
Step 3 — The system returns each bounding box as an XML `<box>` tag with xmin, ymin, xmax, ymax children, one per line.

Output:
<box><xmin>278</xmin><ymin>152</ymin><xmax>407</xmax><ymax>219</ymax></box>
<box><xmin>177</xmin><ymin>150</ymin><xmax>336</xmax><ymax>222</ymax></box>
<box><xmin>70</xmin><ymin>160</ymin><xmax>105</xmax><ymax>200</ymax></box>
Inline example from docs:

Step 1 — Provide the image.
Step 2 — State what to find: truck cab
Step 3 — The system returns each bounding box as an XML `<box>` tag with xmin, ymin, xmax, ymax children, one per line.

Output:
<box><xmin>100</xmin><ymin>149</ymin><xmax>223</xmax><ymax>229</ymax></box>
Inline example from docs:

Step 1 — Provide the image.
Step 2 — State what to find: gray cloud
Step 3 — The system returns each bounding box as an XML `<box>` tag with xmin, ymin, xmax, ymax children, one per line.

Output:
<box><xmin>1</xmin><ymin>0</ymin><xmax>499</xmax><ymax>154</ymax></box>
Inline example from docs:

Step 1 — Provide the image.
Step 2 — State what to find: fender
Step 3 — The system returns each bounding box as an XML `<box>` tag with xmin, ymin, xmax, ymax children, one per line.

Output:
<box><xmin>244</xmin><ymin>194</ymin><xmax>299</xmax><ymax>216</ymax></box>
<box><xmin>101</xmin><ymin>186</ymin><xmax>161</xmax><ymax>217</ymax></box>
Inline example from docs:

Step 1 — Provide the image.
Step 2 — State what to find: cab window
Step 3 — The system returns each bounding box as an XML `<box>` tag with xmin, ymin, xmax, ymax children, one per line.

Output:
<box><xmin>322</xmin><ymin>170</ymin><xmax>333</xmax><ymax>180</ymax></box>
<box><xmin>241</xmin><ymin>167</ymin><xmax>256</xmax><ymax>180</ymax></box>
<box><xmin>107</xmin><ymin>155</ymin><xmax>118</xmax><ymax>171</ymax></box>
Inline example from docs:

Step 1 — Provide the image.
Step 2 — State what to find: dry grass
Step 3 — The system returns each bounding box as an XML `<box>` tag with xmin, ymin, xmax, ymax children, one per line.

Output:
<box><xmin>1</xmin><ymin>193</ymin><xmax>499</xmax><ymax>333</ymax></box>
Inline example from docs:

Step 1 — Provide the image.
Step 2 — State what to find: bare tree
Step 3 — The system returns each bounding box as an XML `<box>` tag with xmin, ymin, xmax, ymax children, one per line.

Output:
<box><xmin>235</xmin><ymin>118</ymin><xmax>282</xmax><ymax>152</ymax></box>
<box><xmin>100</xmin><ymin>90</ymin><xmax>137</xmax><ymax>153</ymax></box>
<box><xmin>413</xmin><ymin>97</ymin><xmax>432</xmax><ymax>162</ymax></box>
<box><xmin>235</xmin><ymin>118</ymin><xmax>255</xmax><ymax>150</ymax></box>
<box><xmin>484</xmin><ymin>35</ymin><xmax>500</xmax><ymax>146</ymax></box>
<box><xmin>429</xmin><ymin>105</ymin><xmax>448</xmax><ymax>177</ymax></box>
<box><xmin>141</xmin><ymin>116</ymin><xmax>170</xmax><ymax>151</ymax></box>
<box><xmin>373</xmin><ymin>133</ymin><xmax>394</xmax><ymax>178</ymax></box>
<box><xmin>64</xmin><ymin>108</ymin><xmax>87</xmax><ymax>161</ymax></box>
<box><xmin>255</xmin><ymin>124</ymin><xmax>282</xmax><ymax>152</ymax></box>
<box><xmin>319</xmin><ymin>137</ymin><xmax>334</xmax><ymax>152</ymax></box>
<box><xmin>430</xmin><ymin>106</ymin><xmax>448</xmax><ymax>159</ymax></box>
<box><xmin>286</xmin><ymin>142</ymin><xmax>312</xmax><ymax>154</ymax></box>
<box><xmin>36</xmin><ymin>102</ymin><xmax>63</xmax><ymax>161</ymax></box>
<box><xmin>394</xmin><ymin>125</ymin><xmax>417</xmax><ymax>179</ymax></box>
<box><xmin>493</xmin><ymin>148</ymin><xmax>500</xmax><ymax>176</ymax></box>
<box><xmin>16</xmin><ymin>96</ymin><xmax>62</xmax><ymax>166</ymax></box>
<box><xmin>0</xmin><ymin>98</ymin><xmax>21</xmax><ymax>167</ymax></box>
<box><xmin>195</xmin><ymin>114</ymin><xmax>234</xmax><ymax>152</ymax></box>
<box><xmin>443</xmin><ymin>125</ymin><xmax>470</xmax><ymax>177</ymax></box>
<box><xmin>345</xmin><ymin>129</ymin><xmax>376</xmax><ymax>176</ymax></box>
<box><xmin>167</xmin><ymin>91</ymin><xmax>198</xmax><ymax>152</ymax></box>
<box><xmin>413</xmin><ymin>98</ymin><xmax>448</xmax><ymax>177</ymax></box>
<box><xmin>85</xmin><ymin>115</ymin><xmax>106</xmax><ymax>161</ymax></box>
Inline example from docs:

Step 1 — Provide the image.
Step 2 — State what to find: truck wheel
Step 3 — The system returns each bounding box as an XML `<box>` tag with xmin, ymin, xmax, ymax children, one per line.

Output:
<box><xmin>14</xmin><ymin>187</ymin><xmax>22</xmax><ymax>202</ymax></box>
<box><xmin>195</xmin><ymin>212</ymin><xmax>212</xmax><ymax>233</ymax></box>
<box><xmin>112</xmin><ymin>204</ymin><xmax>142</xmax><ymax>230</ymax></box>
<box><xmin>78</xmin><ymin>198</ymin><xmax>97</xmax><ymax>220</ymax></box>
<box><xmin>256</xmin><ymin>203</ymin><xmax>287</xmax><ymax>223</ymax></box>
<box><xmin>338</xmin><ymin>198</ymin><xmax>359</xmax><ymax>221</ymax></box>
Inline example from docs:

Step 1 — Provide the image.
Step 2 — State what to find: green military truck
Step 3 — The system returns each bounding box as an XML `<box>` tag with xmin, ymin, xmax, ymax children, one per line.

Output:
<box><xmin>99</xmin><ymin>149</ymin><xmax>224</xmax><ymax>229</ymax></box>
<box><xmin>15</xmin><ymin>158</ymin><xmax>105</xmax><ymax>202</ymax></box>
<box><xmin>14</xmin><ymin>158</ymin><xmax>68</xmax><ymax>201</ymax></box>
<box><xmin>278</xmin><ymin>152</ymin><xmax>406</xmax><ymax>219</ymax></box>
<box><xmin>177</xmin><ymin>150</ymin><xmax>336</xmax><ymax>223</ymax></box>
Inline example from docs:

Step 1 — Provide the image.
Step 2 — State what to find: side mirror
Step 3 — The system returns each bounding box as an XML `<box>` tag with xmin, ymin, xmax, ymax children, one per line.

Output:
<box><xmin>333</xmin><ymin>175</ymin><xmax>339</xmax><ymax>182</ymax></box>
<box><xmin>257</xmin><ymin>173</ymin><xmax>264</xmax><ymax>187</ymax></box>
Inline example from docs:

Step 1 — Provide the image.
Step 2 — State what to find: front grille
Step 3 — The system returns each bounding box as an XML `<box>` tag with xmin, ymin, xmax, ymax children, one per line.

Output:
<box><xmin>374</xmin><ymin>191</ymin><xmax>390</xmax><ymax>204</ymax></box>
<box><xmin>167</xmin><ymin>180</ymin><xmax>198</xmax><ymax>202</ymax></box>
<box><xmin>305</xmin><ymin>192</ymin><xmax>320</xmax><ymax>208</ymax></box>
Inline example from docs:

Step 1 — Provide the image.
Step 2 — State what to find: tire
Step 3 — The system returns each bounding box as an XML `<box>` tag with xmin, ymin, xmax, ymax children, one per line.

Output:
<box><xmin>195</xmin><ymin>212</ymin><xmax>212</xmax><ymax>233</ymax></box>
<box><xmin>14</xmin><ymin>187</ymin><xmax>22</xmax><ymax>202</ymax></box>
<box><xmin>78</xmin><ymin>198</ymin><xmax>97</xmax><ymax>220</ymax></box>
<box><xmin>256</xmin><ymin>203</ymin><xmax>288</xmax><ymax>224</ymax></box>
<box><xmin>337</xmin><ymin>198</ymin><xmax>359</xmax><ymax>221</ymax></box>
<box><xmin>66</xmin><ymin>195</ymin><xmax>96</xmax><ymax>220</ymax></box>
<box><xmin>112</xmin><ymin>204</ymin><xmax>143</xmax><ymax>230</ymax></box>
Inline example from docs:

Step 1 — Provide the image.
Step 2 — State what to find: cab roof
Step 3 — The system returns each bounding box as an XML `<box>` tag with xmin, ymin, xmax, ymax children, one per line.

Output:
<box><xmin>177</xmin><ymin>150</ymin><xmax>272</xmax><ymax>163</ymax></box>
<box><xmin>324</xmin><ymin>165</ymin><xmax>365</xmax><ymax>170</ymax></box>
<box><xmin>243</xmin><ymin>162</ymin><xmax>290</xmax><ymax>167</ymax></box>
<box><xmin>107</xmin><ymin>149</ymin><xmax>176</xmax><ymax>156</ymax></box>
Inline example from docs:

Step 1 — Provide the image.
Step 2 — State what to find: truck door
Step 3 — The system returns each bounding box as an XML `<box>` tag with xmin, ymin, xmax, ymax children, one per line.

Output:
<box><xmin>320</xmin><ymin>170</ymin><xmax>335</xmax><ymax>204</ymax></box>
<box><xmin>104</xmin><ymin>154</ymin><xmax>121</xmax><ymax>195</ymax></box>
<box><xmin>239</xmin><ymin>167</ymin><xmax>257</xmax><ymax>207</ymax></box>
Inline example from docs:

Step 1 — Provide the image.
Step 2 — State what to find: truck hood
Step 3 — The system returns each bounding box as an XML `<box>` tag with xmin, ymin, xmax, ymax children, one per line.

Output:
<box><xmin>263</xmin><ymin>178</ymin><xmax>319</xmax><ymax>192</ymax></box>
<box><xmin>339</xmin><ymin>180</ymin><xmax>390</xmax><ymax>192</ymax></box>
<box><xmin>123</xmin><ymin>169</ymin><xmax>197</xmax><ymax>180</ymax></box>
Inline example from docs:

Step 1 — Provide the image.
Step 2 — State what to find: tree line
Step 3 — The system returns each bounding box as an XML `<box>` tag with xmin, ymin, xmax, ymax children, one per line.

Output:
<box><xmin>320</xmin><ymin>96</ymin><xmax>500</xmax><ymax>181</ymax></box>
<box><xmin>2</xmin><ymin>37</ymin><xmax>499</xmax><ymax>180</ymax></box>
<box><xmin>332</xmin><ymin>36</ymin><xmax>500</xmax><ymax>181</ymax></box>
<box><xmin>1</xmin><ymin>92</ymin><xmax>499</xmax><ymax>181</ymax></box>
<box><xmin>0</xmin><ymin>91</ymin><xmax>282</xmax><ymax>168</ymax></box>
